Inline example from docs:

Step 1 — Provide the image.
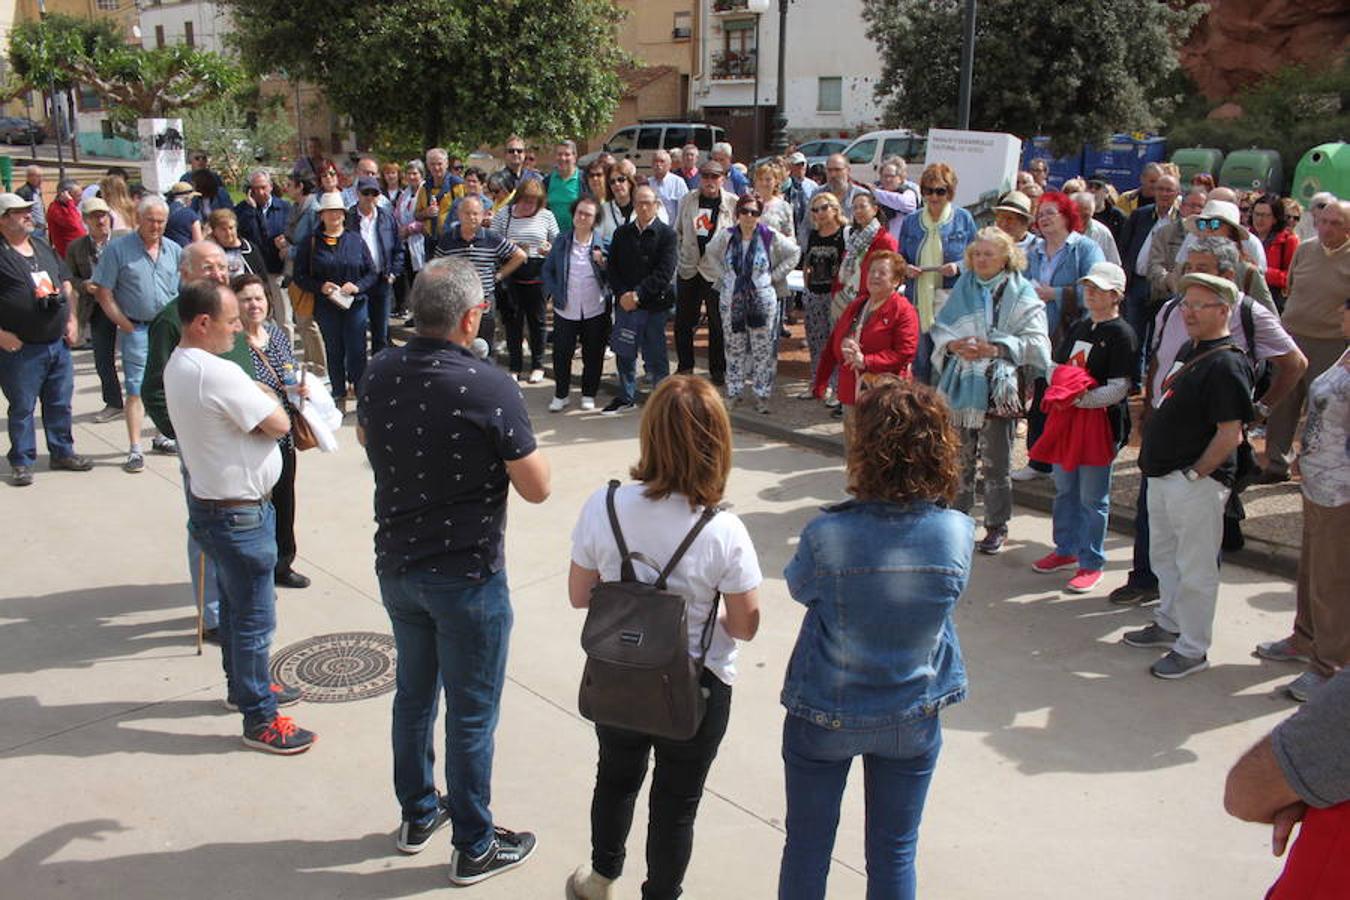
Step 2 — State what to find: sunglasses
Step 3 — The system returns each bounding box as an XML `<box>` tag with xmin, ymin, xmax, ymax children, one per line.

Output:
<box><xmin>360</xmin><ymin>190</ymin><xmax>380</xmax><ymax>197</ymax></box>
<box><xmin>921</xmin><ymin>186</ymin><xmax>949</xmax><ymax>196</ymax></box>
<box><xmin>505</xmin><ymin>148</ymin><xmax>525</xmax><ymax>154</ymax></box>
<box><xmin>609</xmin><ymin>176</ymin><xmax>629</xmax><ymax>185</ymax></box>
<box><xmin>810</xmin><ymin>205</ymin><xmax>832</xmax><ymax>213</ymax></box>
<box><xmin>1195</xmin><ymin>217</ymin><xmax>1226</xmax><ymax>231</ymax></box>
<box><xmin>737</xmin><ymin>208</ymin><xmax>762</xmax><ymax>217</ymax></box>
<box><xmin>587</xmin><ymin>171</ymin><xmax>605</xmax><ymax>178</ymax></box>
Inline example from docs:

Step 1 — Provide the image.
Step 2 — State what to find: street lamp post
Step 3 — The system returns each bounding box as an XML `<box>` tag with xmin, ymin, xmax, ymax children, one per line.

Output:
<box><xmin>772</xmin><ymin>0</ymin><xmax>789</xmax><ymax>154</ymax></box>
<box><xmin>956</xmin><ymin>0</ymin><xmax>977</xmax><ymax>130</ymax></box>
<box><xmin>747</xmin><ymin>0</ymin><xmax>770</xmax><ymax>160</ymax></box>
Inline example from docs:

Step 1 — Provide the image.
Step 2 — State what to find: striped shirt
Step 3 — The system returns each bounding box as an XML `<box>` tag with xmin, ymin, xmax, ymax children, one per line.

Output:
<box><xmin>435</xmin><ymin>226</ymin><xmax>519</xmax><ymax>303</ymax></box>
<box><xmin>491</xmin><ymin>207</ymin><xmax>560</xmax><ymax>260</ymax></box>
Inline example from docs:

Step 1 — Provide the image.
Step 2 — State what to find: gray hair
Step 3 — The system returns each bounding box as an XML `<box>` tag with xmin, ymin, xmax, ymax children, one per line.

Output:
<box><xmin>426</xmin><ymin>147</ymin><xmax>448</xmax><ymax>164</ymax></box>
<box><xmin>405</xmin><ymin>159</ymin><xmax>426</xmax><ymax>176</ymax></box>
<box><xmin>247</xmin><ymin>169</ymin><xmax>272</xmax><ymax>186</ymax></box>
<box><xmin>58</xmin><ymin>178</ymin><xmax>79</xmax><ymax>193</ymax></box>
<box><xmin>711</xmin><ymin>141</ymin><xmax>732</xmax><ymax>159</ymax></box>
<box><xmin>1189</xmin><ymin>235</ymin><xmax>1239</xmax><ymax>276</ymax></box>
<box><xmin>555</xmin><ymin>139</ymin><xmax>577</xmax><ymax>154</ymax></box>
<box><xmin>137</xmin><ymin>195</ymin><xmax>169</xmax><ymax>217</ymax></box>
<box><xmin>1071</xmin><ymin>191</ymin><xmax>1095</xmax><ymax>211</ymax></box>
<box><xmin>652</xmin><ymin>149</ymin><xmax>671</xmax><ymax>164</ymax></box>
<box><xmin>411</xmin><ymin>258</ymin><xmax>483</xmax><ymax>335</ymax></box>
<box><xmin>1142</xmin><ymin>162</ymin><xmax>1165</xmax><ymax>177</ymax></box>
<box><xmin>25</xmin><ymin>164</ymin><xmax>42</xmax><ymax>177</ymax></box>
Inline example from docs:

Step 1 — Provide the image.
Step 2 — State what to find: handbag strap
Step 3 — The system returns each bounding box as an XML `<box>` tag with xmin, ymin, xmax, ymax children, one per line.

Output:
<box><xmin>1160</xmin><ymin>342</ymin><xmax>1243</xmax><ymax>395</ymax></box>
<box><xmin>251</xmin><ymin>338</ymin><xmax>304</xmax><ymax>412</ymax></box>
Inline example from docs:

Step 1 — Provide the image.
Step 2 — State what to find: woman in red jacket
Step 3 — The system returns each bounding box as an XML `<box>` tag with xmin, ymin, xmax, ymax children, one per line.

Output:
<box><xmin>1250</xmin><ymin>193</ymin><xmax>1299</xmax><ymax>313</ymax></box>
<box><xmin>813</xmin><ymin>250</ymin><xmax>918</xmax><ymax>442</ymax></box>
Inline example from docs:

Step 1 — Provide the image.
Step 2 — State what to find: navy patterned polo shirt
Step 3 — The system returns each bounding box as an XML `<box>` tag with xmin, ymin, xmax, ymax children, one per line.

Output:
<box><xmin>357</xmin><ymin>337</ymin><xmax>537</xmax><ymax>578</ymax></box>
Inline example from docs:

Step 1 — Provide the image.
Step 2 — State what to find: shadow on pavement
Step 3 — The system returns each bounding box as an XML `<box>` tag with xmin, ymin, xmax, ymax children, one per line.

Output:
<box><xmin>0</xmin><ymin>697</ymin><xmax>234</xmax><ymax>758</ymax></box>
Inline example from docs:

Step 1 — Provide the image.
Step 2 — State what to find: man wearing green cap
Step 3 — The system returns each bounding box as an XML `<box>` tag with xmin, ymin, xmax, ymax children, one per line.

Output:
<box><xmin>1124</xmin><ymin>272</ymin><xmax>1255</xmax><ymax>680</ymax></box>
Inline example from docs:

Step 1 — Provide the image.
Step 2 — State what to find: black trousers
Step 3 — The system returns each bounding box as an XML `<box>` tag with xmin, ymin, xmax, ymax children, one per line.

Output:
<box><xmin>552</xmin><ymin>312</ymin><xmax>609</xmax><ymax>399</ymax></box>
<box><xmin>1026</xmin><ymin>377</ymin><xmax>1051</xmax><ymax>473</ymax></box>
<box><xmin>273</xmin><ymin>441</ymin><xmax>297</xmax><ymax>573</ymax></box>
<box><xmin>674</xmin><ymin>275</ymin><xmax>724</xmax><ymax>380</ymax></box>
<box><xmin>590</xmin><ymin>669</ymin><xmax>732</xmax><ymax>899</ymax></box>
<box><xmin>90</xmin><ymin>306</ymin><xmax>123</xmax><ymax>410</ymax></box>
<box><xmin>504</xmin><ymin>281</ymin><xmax>547</xmax><ymax>373</ymax></box>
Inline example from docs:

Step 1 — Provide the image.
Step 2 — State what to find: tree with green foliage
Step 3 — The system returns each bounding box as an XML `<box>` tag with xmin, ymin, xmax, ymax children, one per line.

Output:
<box><xmin>183</xmin><ymin>95</ymin><xmax>297</xmax><ymax>189</ymax></box>
<box><xmin>220</xmin><ymin>0</ymin><xmax>631</xmax><ymax>150</ymax></box>
<box><xmin>5</xmin><ymin>13</ymin><xmax>240</xmax><ymax>115</ymax></box>
<box><xmin>861</xmin><ymin>0</ymin><xmax>1207</xmax><ymax>155</ymax></box>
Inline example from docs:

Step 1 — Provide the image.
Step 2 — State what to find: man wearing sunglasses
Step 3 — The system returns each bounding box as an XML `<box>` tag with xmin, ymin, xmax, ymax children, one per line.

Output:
<box><xmin>346</xmin><ymin>176</ymin><xmax>404</xmax><ymax>355</ymax></box>
<box><xmin>500</xmin><ymin>136</ymin><xmax>541</xmax><ymax>192</ymax></box>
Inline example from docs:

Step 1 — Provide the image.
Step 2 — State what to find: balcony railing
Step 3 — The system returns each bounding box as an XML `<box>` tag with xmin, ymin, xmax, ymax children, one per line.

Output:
<box><xmin>712</xmin><ymin>0</ymin><xmax>751</xmax><ymax>13</ymax></box>
<box><xmin>710</xmin><ymin>49</ymin><xmax>756</xmax><ymax>80</ymax></box>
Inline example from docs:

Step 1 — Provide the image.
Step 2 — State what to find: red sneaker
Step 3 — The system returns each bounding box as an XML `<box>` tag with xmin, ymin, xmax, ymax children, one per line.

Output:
<box><xmin>242</xmin><ymin>715</ymin><xmax>316</xmax><ymax>755</ymax></box>
<box><xmin>1065</xmin><ymin>569</ymin><xmax>1104</xmax><ymax>594</ymax></box>
<box><xmin>1032</xmin><ymin>552</ymin><xmax>1079</xmax><ymax>573</ymax></box>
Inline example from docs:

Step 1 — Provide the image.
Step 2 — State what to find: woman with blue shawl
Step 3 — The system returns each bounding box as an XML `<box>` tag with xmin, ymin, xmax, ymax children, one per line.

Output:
<box><xmin>705</xmin><ymin>193</ymin><xmax>800</xmax><ymax>414</ymax></box>
<box><xmin>931</xmin><ymin>227</ymin><xmax>1050</xmax><ymax>555</ymax></box>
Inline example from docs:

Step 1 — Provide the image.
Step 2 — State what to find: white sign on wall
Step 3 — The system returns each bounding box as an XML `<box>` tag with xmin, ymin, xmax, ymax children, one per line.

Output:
<box><xmin>138</xmin><ymin>118</ymin><xmax>186</xmax><ymax>194</ymax></box>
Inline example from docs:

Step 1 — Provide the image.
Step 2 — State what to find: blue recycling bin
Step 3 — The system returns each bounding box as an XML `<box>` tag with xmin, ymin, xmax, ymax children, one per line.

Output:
<box><xmin>1021</xmin><ymin>137</ymin><xmax>1084</xmax><ymax>190</ymax></box>
<box><xmin>1083</xmin><ymin>134</ymin><xmax>1168</xmax><ymax>192</ymax></box>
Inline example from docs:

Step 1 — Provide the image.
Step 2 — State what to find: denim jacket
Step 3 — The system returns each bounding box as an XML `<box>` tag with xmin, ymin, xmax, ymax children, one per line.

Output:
<box><xmin>898</xmin><ymin>205</ymin><xmax>978</xmax><ymax>294</ymax></box>
<box><xmin>781</xmin><ymin>498</ymin><xmax>972</xmax><ymax>730</ymax></box>
<box><xmin>1025</xmin><ymin>231</ymin><xmax>1103</xmax><ymax>340</ymax></box>
<box><xmin>541</xmin><ymin>229</ymin><xmax>608</xmax><ymax>312</ymax></box>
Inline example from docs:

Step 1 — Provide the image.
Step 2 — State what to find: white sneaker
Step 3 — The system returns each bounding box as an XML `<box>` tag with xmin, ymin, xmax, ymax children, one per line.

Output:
<box><xmin>604</xmin><ymin>347</ymin><xmax>615</xmax><ymax>360</ymax></box>
<box><xmin>528</xmin><ymin>369</ymin><xmax>545</xmax><ymax>384</ymax></box>
<box><xmin>548</xmin><ymin>396</ymin><xmax>569</xmax><ymax>413</ymax></box>
<box><xmin>580</xmin><ymin>396</ymin><xmax>596</xmax><ymax>411</ymax></box>
<box><xmin>1011</xmin><ymin>466</ymin><xmax>1046</xmax><ymax>482</ymax></box>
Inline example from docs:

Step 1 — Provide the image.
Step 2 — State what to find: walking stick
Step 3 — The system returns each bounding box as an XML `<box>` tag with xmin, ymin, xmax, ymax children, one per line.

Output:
<box><xmin>195</xmin><ymin>549</ymin><xmax>206</xmax><ymax>655</ymax></box>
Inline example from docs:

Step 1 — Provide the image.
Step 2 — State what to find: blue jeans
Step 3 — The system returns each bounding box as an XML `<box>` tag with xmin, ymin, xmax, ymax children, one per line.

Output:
<box><xmin>378</xmin><ymin>566</ymin><xmax>513</xmax><ymax>857</ymax></box>
<box><xmin>187</xmin><ymin>497</ymin><xmax>279</xmax><ymax>730</ymax></box>
<box><xmin>1051</xmin><ymin>463</ymin><xmax>1113</xmax><ymax>571</ymax></box>
<box><xmin>0</xmin><ymin>339</ymin><xmax>75</xmax><ymax>467</ymax></box>
<box><xmin>180</xmin><ymin>465</ymin><xmax>224</xmax><ymax>630</ymax></box>
<box><xmin>779</xmin><ymin>713</ymin><xmax>942</xmax><ymax>900</ymax></box>
<box><xmin>911</xmin><ymin>331</ymin><xmax>935</xmax><ymax>385</ymax></box>
<box><xmin>314</xmin><ymin>297</ymin><xmax>369</xmax><ymax>399</ymax></box>
<box><xmin>367</xmin><ymin>278</ymin><xmax>392</xmax><ymax>356</ymax></box>
<box><xmin>616</xmin><ymin>309</ymin><xmax>670</xmax><ymax>403</ymax></box>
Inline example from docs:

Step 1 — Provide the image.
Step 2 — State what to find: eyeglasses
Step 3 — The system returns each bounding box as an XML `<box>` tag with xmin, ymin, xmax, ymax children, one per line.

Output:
<box><xmin>1290</xmin><ymin>214</ymin><xmax>1301</xmax><ymax>223</ymax></box>
<box><xmin>505</xmin><ymin>148</ymin><xmax>525</xmax><ymax>155</ymax></box>
<box><xmin>1238</xmin><ymin>206</ymin><xmax>1251</xmax><ymax>213</ymax></box>
<box><xmin>609</xmin><ymin>176</ymin><xmax>629</xmax><ymax>185</ymax></box>
<box><xmin>737</xmin><ymin>208</ymin><xmax>762</xmax><ymax>217</ymax></box>
<box><xmin>809</xmin><ymin>205</ymin><xmax>832</xmax><ymax>213</ymax></box>
<box><xmin>1195</xmin><ymin>217</ymin><xmax>1226</xmax><ymax>231</ymax></box>
<box><xmin>450</xmin><ymin>165</ymin><xmax>463</xmax><ymax>173</ymax></box>
<box><xmin>360</xmin><ymin>190</ymin><xmax>380</xmax><ymax>197</ymax></box>
<box><xmin>921</xmin><ymin>186</ymin><xmax>949</xmax><ymax>196</ymax></box>
<box><xmin>1178</xmin><ymin>300</ymin><xmax>1227</xmax><ymax>312</ymax></box>
<box><xmin>587</xmin><ymin>171</ymin><xmax>605</xmax><ymax>179</ymax></box>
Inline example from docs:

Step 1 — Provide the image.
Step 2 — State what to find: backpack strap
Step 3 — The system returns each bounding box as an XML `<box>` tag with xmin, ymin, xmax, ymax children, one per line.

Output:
<box><xmin>1238</xmin><ymin>295</ymin><xmax>1258</xmax><ymax>366</ymax></box>
<box><xmin>605</xmin><ymin>479</ymin><xmax>656</xmax><ymax>582</ymax></box>
<box><xmin>655</xmin><ymin>504</ymin><xmax>719</xmax><ymax>590</ymax></box>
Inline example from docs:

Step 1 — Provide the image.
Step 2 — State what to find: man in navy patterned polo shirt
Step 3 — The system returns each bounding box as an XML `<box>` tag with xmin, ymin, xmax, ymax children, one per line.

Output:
<box><xmin>357</xmin><ymin>257</ymin><xmax>551</xmax><ymax>885</ymax></box>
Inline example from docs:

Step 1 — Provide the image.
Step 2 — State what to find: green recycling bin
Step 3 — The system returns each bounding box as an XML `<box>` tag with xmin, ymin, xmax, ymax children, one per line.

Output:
<box><xmin>0</xmin><ymin>156</ymin><xmax>12</xmax><ymax>192</ymax></box>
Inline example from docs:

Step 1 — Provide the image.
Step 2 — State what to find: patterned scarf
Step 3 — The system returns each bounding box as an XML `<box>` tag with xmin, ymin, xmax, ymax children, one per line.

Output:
<box><xmin>724</xmin><ymin>223</ymin><xmax>773</xmax><ymax>333</ymax></box>
<box><xmin>835</xmin><ymin>217</ymin><xmax>881</xmax><ymax>313</ymax></box>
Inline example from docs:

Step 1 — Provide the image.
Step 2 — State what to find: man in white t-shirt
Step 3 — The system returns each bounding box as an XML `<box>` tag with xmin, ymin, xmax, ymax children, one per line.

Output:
<box><xmin>164</xmin><ymin>278</ymin><xmax>317</xmax><ymax>756</ymax></box>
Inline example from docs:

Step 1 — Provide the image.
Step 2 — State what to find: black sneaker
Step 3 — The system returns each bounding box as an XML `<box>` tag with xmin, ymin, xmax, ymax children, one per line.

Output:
<box><xmin>201</xmin><ymin>627</ymin><xmax>221</xmax><ymax>646</ymax></box>
<box><xmin>226</xmin><ymin>682</ymin><xmax>303</xmax><ymax>711</ymax></box>
<box><xmin>449</xmin><ymin>827</ymin><xmax>537</xmax><ymax>886</ymax></box>
<box><xmin>600</xmin><ymin>397</ymin><xmax>636</xmax><ymax>416</ymax></box>
<box><xmin>976</xmin><ymin>526</ymin><xmax>1007</xmax><ymax>555</ymax></box>
<box><xmin>1122</xmin><ymin>623</ymin><xmax>1180</xmax><ymax>649</ymax></box>
<box><xmin>274</xmin><ymin>569</ymin><xmax>312</xmax><ymax>589</ymax></box>
<box><xmin>1108</xmin><ymin>583</ymin><xmax>1161</xmax><ymax>606</ymax></box>
<box><xmin>241</xmin><ymin>715</ymin><xmax>316</xmax><ymax>755</ymax></box>
<box><xmin>396</xmin><ymin>801</ymin><xmax>451</xmax><ymax>854</ymax></box>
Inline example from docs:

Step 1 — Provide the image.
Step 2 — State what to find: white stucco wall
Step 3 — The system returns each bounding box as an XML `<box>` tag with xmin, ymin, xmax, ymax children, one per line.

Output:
<box><xmin>138</xmin><ymin>0</ymin><xmax>231</xmax><ymax>54</ymax></box>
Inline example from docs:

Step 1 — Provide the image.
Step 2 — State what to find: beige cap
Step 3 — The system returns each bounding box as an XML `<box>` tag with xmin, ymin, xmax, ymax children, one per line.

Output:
<box><xmin>1078</xmin><ymin>261</ymin><xmax>1127</xmax><ymax>294</ymax></box>
<box><xmin>80</xmin><ymin>197</ymin><xmax>111</xmax><ymax>215</ymax></box>
<box><xmin>1178</xmin><ymin>271</ymin><xmax>1239</xmax><ymax>306</ymax></box>
<box><xmin>0</xmin><ymin>192</ymin><xmax>35</xmax><ymax>213</ymax></box>
<box><xmin>316</xmin><ymin>191</ymin><xmax>347</xmax><ymax>212</ymax></box>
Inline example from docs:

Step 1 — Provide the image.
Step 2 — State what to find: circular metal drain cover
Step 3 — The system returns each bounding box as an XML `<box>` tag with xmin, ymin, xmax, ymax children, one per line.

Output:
<box><xmin>270</xmin><ymin>631</ymin><xmax>397</xmax><ymax>703</ymax></box>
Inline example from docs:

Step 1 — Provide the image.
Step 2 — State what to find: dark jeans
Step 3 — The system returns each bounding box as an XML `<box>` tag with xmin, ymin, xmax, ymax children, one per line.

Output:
<box><xmin>378</xmin><ymin>567</ymin><xmax>513</xmax><ymax>858</ymax></box>
<box><xmin>0</xmin><ymin>338</ymin><xmax>75</xmax><ymax>467</ymax></box>
<box><xmin>504</xmin><ymin>281</ymin><xmax>546</xmax><ymax>373</ymax></box>
<box><xmin>616</xmin><ymin>309</ymin><xmax>670</xmax><ymax>403</ymax></box>
<box><xmin>314</xmin><ymin>297</ymin><xmax>369</xmax><ymax>400</ymax></box>
<box><xmin>1128</xmin><ymin>475</ymin><xmax>1159</xmax><ymax>589</ymax></box>
<box><xmin>590</xmin><ymin>669</ymin><xmax>732</xmax><ymax>899</ymax></box>
<box><xmin>779</xmin><ymin>713</ymin><xmax>942</xmax><ymax>900</ymax></box>
<box><xmin>1123</xmin><ymin>280</ymin><xmax>1150</xmax><ymax>386</ymax></box>
<box><xmin>273</xmin><ymin>442</ymin><xmax>297</xmax><ymax>573</ymax></box>
<box><xmin>90</xmin><ymin>306</ymin><xmax>123</xmax><ymax>410</ymax></box>
<box><xmin>1025</xmin><ymin>378</ymin><xmax>1051</xmax><ymax>473</ymax></box>
<box><xmin>674</xmin><ymin>275</ymin><xmax>724</xmax><ymax>380</ymax></box>
<box><xmin>553</xmin><ymin>312</ymin><xmax>608</xmax><ymax>399</ymax></box>
<box><xmin>477</xmin><ymin>311</ymin><xmax>496</xmax><ymax>347</ymax></box>
<box><xmin>392</xmin><ymin>268</ymin><xmax>411</xmax><ymax>315</ymax></box>
<box><xmin>187</xmin><ymin>497</ymin><xmax>279</xmax><ymax>730</ymax></box>
<box><xmin>367</xmin><ymin>278</ymin><xmax>393</xmax><ymax>356</ymax></box>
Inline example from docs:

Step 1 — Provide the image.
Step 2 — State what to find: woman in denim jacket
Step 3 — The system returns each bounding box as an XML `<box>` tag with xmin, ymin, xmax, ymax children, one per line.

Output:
<box><xmin>898</xmin><ymin>163</ymin><xmax>978</xmax><ymax>383</ymax></box>
<box><xmin>778</xmin><ymin>377</ymin><xmax>973</xmax><ymax>900</ymax></box>
<box><xmin>541</xmin><ymin>196</ymin><xmax>610</xmax><ymax>411</ymax></box>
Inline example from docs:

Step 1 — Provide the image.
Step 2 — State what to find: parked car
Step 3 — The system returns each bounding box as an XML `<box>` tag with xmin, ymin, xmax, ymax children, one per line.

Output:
<box><xmin>0</xmin><ymin>116</ymin><xmax>46</xmax><ymax>145</ymax></box>
<box><xmin>579</xmin><ymin>121</ymin><xmax>726</xmax><ymax>174</ymax></box>
<box><xmin>842</xmin><ymin>129</ymin><xmax>927</xmax><ymax>184</ymax></box>
<box><xmin>753</xmin><ymin>138</ymin><xmax>851</xmax><ymax>171</ymax></box>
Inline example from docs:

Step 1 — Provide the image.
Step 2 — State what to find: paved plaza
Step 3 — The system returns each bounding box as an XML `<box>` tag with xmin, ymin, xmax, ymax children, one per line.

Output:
<box><xmin>0</xmin><ymin>353</ymin><xmax>1308</xmax><ymax>898</ymax></box>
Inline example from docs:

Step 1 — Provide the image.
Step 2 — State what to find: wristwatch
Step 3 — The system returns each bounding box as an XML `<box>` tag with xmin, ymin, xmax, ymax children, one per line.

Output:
<box><xmin>1183</xmin><ymin>468</ymin><xmax>1201</xmax><ymax>482</ymax></box>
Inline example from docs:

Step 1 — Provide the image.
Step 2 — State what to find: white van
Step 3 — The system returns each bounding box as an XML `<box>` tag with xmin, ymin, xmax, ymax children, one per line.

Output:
<box><xmin>580</xmin><ymin>122</ymin><xmax>726</xmax><ymax>175</ymax></box>
<box><xmin>842</xmin><ymin>129</ymin><xmax>928</xmax><ymax>184</ymax></box>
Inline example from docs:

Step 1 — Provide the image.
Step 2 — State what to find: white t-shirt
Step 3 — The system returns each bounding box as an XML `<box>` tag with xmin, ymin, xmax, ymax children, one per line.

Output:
<box><xmin>164</xmin><ymin>347</ymin><xmax>283</xmax><ymax>500</ymax></box>
<box><xmin>570</xmin><ymin>483</ymin><xmax>762</xmax><ymax>686</ymax></box>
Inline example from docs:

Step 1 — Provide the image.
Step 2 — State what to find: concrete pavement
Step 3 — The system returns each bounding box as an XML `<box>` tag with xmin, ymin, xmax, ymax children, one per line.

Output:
<box><xmin>0</xmin><ymin>352</ymin><xmax>1308</xmax><ymax>898</ymax></box>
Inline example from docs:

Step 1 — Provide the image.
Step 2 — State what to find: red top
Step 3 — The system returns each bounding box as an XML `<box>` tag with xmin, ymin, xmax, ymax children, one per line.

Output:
<box><xmin>1029</xmin><ymin>365</ymin><xmax>1115</xmax><ymax>470</ymax></box>
<box><xmin>1268</xmin><ymin>803</ymin><xmax>1350</xmax><ymax>900</ymax></box>
<box><xmin>1261</xmin><ymin>228</ymin><xmax>1299</xmax><ymax>292</ymax></box>
<box><xmin>832</xmin><ymin>228</ymin><xmax>898</xmax><ymax>296</ymax></box>
<box><xmin>46</xmin><ymin>197</ymin><xmax>87</xmax><ymax>259</ymax></box>
<box><xmin>812</xmin><ymin>289</ymin><xmax>918</xmax><ymax>405</ymax></box>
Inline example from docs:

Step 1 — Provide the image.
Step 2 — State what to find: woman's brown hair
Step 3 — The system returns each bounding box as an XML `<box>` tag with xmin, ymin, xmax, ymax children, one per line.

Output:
<box><xmin>630</xmin><ymin>375</ymin><xmax>733</xmax><ymax>510</ymax></box>
<box><xmin>511</xmin><ymin>176</ymin><xmax>546</xmax><ymax>209</ymax></box>
<box><xmin>848</xmin><ymin>376</ymin><xmax>960</xmax><ymax>504</ymax></box>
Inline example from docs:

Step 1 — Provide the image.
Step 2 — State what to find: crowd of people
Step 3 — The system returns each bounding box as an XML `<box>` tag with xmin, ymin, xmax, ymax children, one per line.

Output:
<box><xmin>0</xmin><ymin>135</ymin><xmax>1346</xmax><ymax>899</ymax></box>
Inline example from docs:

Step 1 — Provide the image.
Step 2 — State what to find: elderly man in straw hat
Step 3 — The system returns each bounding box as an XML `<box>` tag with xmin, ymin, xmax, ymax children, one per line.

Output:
<box><xmin>1122</xmin><ymin>272</ymin><xmax>1256</xmax><ymax>679</ymax></box>
<box><xmin>992</xmin><ymin>190</ymin><xmax>1035</xmax><ymax>253</ymax></box>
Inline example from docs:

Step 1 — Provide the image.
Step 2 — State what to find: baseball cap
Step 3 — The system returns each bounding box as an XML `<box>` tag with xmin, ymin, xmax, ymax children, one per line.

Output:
<box><xmin>80</xmin><ymin>197</ymin><xmax>111</xmax><ymax>216</ymax></box>
<box><xmin>0</xmin><ymin>193</ymin><xmax>35</xmax><ymax>214</ymax></box>
<box><xmin>1078</xmin><ymin>261</ymin><xmax>1127</xmax><ymax>294</ymax></box>
<box><xmin>787</xmin><ymin>152</ymin><xmax>807</xmax><ymax>165</ymax></box>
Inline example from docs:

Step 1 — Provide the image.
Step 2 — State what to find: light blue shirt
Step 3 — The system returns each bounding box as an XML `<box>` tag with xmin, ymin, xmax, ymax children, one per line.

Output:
<box><xmin>91</xmin><ymin>232</ymin><xmax>183</xmax><ymax>322</ymax></box>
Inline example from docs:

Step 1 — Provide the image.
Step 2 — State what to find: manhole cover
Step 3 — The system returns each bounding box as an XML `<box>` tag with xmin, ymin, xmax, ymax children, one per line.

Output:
<box><xmin>270</xmin><ymin>631</ymin><xmax>397</xmax><ymax>703</ymax></box>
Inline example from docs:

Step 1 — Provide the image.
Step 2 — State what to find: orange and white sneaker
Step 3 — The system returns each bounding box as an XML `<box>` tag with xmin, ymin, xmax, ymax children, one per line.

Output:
<box><xmin>242</xmin><ymin>715</ymin><xmax>316</xmax><ymax>755</ymax></box>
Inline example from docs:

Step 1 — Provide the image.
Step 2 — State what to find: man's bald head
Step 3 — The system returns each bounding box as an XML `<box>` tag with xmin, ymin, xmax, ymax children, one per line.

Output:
<box><xmin>182</xmin><ymin>241</ymin><xmax>229</xmax><ymax>284</ymax></box>
<box><xmin>1209</xmin><ymin>186</ymin><xmax>1238</xmax><ymax>204</ymax></box>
